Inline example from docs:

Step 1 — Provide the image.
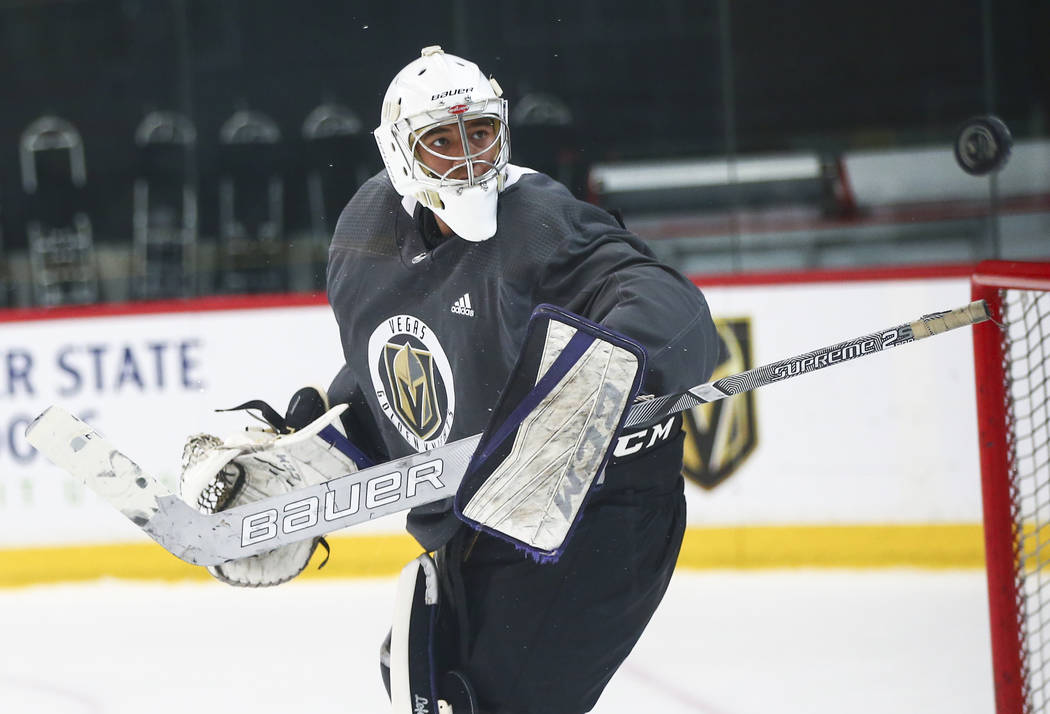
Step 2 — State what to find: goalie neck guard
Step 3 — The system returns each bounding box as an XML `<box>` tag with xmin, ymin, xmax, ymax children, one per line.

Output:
<box><xmin>374</xmin><ymin>45</ymin><xmax>510</xmax><ymax>242</ymax></box>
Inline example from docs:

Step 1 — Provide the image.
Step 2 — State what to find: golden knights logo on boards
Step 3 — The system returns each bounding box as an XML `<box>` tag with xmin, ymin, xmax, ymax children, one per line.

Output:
<box><xmin>367</xmin><ymin>315</ymin><xmax>456</xmax><ymax>451</ymax></box>
<box><xmin>682</xmin><ymin>317</ymin><xmax>757</xmax><ymax>489</ymax></box>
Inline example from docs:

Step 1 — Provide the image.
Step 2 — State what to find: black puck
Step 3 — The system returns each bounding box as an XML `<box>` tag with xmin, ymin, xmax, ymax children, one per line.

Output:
<box><xmin>954</xmin><ymin>115</ymin><xmax>1012</xmax><ymax>176</ymax></box>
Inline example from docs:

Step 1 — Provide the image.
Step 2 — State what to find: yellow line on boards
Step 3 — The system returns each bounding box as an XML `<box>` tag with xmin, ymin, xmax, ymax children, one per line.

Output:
<box><xmin>0</xmin><ymin>534</ymin><xmax>423</xmax><ymax>588</ymax></box>
<box><xmin>676</xmin><ymin>523</ymin><xmax>985</xmax><ymax>570</ymax></box>
<box><xmin>0</xmin><ymin>524</ymin><xmax>985</xmax><ymax>588</ymax></box>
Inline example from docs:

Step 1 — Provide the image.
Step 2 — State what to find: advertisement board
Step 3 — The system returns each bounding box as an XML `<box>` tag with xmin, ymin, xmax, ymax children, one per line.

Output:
<box><xmin>0</xmin><ymin>268</ymin><xmax>985</xmax><ymax>580</ymax></box>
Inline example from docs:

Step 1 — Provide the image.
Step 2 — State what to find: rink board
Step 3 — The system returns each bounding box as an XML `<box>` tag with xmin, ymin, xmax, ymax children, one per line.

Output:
<box><xmin>0</xmin><ymin>267</ymin><xmax>984</xmax><ymax>583</ymax></box>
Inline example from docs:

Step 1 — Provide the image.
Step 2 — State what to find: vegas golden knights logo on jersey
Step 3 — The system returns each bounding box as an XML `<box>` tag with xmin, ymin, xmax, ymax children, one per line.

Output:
<box><xmin>681</xmin><ymin>317</ymin><xmax>757</xmax><ymax>489</ymax></box>
<box><xmin>368</xmin><ymin>315</ymin><xmax>457</xmax><ymax>451</ymax></box>
<box><xmin>384</xmin><ymin>342</ymin><xmax>441</xmax><ymax>440</ymax></box>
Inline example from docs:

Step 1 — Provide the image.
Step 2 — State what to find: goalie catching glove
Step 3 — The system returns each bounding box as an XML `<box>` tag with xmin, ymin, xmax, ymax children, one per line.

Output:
<box><xmin>179</xmin><ymin>386</ymin><xmax>372</xmax><ymax>587</ymax></box>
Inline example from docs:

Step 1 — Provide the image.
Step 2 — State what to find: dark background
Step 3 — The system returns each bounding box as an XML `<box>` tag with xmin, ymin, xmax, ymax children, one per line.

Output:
<box><xmin>0</xmin><ymin>0</ymin><xmax>1046</xmax><ymax>290</ymax></box>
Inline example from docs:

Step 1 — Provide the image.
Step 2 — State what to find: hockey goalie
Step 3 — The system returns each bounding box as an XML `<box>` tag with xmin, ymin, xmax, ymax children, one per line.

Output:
<box><xmin>177</xmin><ymin>44</ymin><xmax>722</xmax><ymax>714</ymax></box>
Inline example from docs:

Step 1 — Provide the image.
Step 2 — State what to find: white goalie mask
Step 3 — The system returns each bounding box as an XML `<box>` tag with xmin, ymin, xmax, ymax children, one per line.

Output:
<box><xmin>374</xmin><ymin>46</ymin><xmax>510</xmax><ymax>242</ymax></box>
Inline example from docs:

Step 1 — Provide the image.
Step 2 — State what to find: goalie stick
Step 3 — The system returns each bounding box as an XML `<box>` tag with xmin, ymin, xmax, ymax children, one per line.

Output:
<box><xmin>25</xmin><ymin>300</ymin><xmax>989</xmax><ymax>567</ymax></box>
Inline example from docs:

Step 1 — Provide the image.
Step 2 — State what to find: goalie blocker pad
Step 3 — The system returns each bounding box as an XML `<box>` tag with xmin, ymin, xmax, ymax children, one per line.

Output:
<box><xmin>454</xmin><ymin>304</ymin><xmax>646</xmax><ymax>561</ymax></box>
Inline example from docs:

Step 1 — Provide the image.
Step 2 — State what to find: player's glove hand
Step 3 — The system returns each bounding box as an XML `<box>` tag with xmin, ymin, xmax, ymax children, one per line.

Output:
<box><xmin>179</xmin><ymin>386</ymin><xmax>358</xmax><ymax>587</ymax></box>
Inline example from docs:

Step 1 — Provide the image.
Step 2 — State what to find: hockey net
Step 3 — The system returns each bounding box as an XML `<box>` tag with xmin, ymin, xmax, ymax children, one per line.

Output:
<box><xmin>973</xmin><ymin>260</ymin><xmax>1050</xmax><ymax>714</ymax></box>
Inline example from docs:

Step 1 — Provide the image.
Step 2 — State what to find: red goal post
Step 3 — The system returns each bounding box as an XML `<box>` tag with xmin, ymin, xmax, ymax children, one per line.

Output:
<box><xmin>973</xmin><ymin>260</ymin><xmax>1050</xmax><ymax>714</ymax></box>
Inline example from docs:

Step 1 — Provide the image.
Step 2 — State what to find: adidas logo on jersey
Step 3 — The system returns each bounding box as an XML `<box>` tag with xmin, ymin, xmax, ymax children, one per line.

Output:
<box><xmin>450</xmin><ymin>293</ymin><xmax>475</xmax><ymax>317</ymax></box>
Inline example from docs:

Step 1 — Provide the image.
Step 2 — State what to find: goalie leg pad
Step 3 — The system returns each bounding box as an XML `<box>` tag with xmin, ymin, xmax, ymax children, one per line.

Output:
<box><xmin>454</xmin><ymin>304</ymin><xmax>646</xmax><ymax>561</ymax></box>
<box><xmin>386</xmin><ymin>554</ymin><xmax>478</xmax><ymax>714</ymax></box>
<box><xmin>390</xmin><ymin>554</ymin><xmax>440</xmax><ymax>714</ymax></box>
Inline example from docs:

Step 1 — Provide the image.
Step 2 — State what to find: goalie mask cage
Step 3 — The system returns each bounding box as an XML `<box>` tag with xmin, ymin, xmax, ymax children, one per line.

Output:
<box><xmin>973</xmin><ymin>260</ymin><xmax>1050</xmax><ymax>714</ymax></box>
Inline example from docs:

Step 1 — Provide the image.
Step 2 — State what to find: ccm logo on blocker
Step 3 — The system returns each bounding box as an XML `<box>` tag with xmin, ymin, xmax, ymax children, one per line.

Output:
<box><xmin>240</xmin><ymin>459</ymin><xmax>446</xmax><ymax>546</ymax></box>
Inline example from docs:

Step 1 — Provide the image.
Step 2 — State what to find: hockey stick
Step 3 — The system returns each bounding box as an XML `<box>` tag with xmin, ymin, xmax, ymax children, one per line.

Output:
<box><xmin>624</xmin><ymin>299</ymin><xmax>988</xmax><ymax>428</ymax></box>
<box><xmin>25</xmin><ymin>300</ymin><xmax>989</xmax><ymax>566</ymax></box>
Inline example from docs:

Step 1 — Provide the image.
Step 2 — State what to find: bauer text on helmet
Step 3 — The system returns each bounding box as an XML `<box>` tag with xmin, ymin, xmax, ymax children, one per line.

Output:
<box><xmin>374</xmin><ymin>46</ymin><xmax>510</xmax><ymax>242</ymax></box>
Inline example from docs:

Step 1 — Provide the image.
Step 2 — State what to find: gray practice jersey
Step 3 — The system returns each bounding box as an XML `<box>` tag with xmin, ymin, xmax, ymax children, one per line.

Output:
<box><xmin>326</xmin><ymin>167</ymin><xmax>721</xmax><ymax>547</ymax></box>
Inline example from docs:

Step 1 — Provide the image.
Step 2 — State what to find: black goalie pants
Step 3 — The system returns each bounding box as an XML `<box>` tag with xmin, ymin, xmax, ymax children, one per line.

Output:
<box><xmin>434</xmin><ymin>431</ymin><xmax>688</xmax><ymax>714</ymax></box>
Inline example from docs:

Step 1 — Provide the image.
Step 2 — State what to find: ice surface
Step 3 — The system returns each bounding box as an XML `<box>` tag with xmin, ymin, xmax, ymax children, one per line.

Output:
<box><xmin>0</xmin><ymin>570</ymin><xmax>993</xmax><ymax>713</ymax></box>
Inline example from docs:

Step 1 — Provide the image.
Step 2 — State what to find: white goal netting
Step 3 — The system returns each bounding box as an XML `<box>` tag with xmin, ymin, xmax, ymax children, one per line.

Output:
<box><xmin>1003</xmin><ymin>287</ymin><xmax>1050</xmax><ymax>713</ymax></box>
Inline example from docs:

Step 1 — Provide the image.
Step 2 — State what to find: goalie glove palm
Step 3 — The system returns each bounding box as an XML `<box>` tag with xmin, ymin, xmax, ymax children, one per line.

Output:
<box><xmin>179</xmin><ymin>405</ymin><xmax>359</xmax><ymax>587</ymax></box>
